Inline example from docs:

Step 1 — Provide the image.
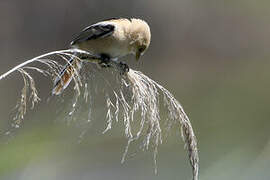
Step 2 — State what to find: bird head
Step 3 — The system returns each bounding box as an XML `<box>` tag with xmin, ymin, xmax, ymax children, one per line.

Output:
<box><xmin>130</xmin><ymin>19</ymin><xmax>151</xmax><ymax>61</ymax></box>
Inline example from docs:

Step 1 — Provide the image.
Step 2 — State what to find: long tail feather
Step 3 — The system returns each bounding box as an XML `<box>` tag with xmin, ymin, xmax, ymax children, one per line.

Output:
<box><xmin>52</xmin><ymin>58</ymin><xmax>82</xmax><ymax>95</ymax></box>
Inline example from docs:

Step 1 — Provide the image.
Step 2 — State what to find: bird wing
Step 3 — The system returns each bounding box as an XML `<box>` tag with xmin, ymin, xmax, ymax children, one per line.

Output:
<box><xmin>70</xmin><ymin>22</ymin><xmax>115</xmax><ymax>46</ymax></box>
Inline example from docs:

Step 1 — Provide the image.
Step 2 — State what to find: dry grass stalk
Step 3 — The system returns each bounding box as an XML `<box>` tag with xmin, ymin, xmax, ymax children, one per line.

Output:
<box><xmin>0</xmin><ymin>49</ymin><xmax>199</xmax><ymax>180</ymax></box>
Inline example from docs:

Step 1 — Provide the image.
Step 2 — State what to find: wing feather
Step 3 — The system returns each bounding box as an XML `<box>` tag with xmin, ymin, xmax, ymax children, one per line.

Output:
<box><xmin>70</xmin><ymin>23</ymin><xmax>115</xmax><ymax>46</ymax></box>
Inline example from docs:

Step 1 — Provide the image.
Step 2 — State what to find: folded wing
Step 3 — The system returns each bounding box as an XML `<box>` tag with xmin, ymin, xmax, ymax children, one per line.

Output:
<box><xmin>70</xmin><ymin>23</ymin><xmax>115</xmax><ymax>46</ymax></box>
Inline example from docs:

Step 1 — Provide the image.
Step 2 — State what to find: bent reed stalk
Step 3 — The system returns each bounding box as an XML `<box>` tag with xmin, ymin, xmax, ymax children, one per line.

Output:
<box><xmin>0</xmin><ymin>49</ymin><xmax>199</xmax><ymax>180</ymax></box>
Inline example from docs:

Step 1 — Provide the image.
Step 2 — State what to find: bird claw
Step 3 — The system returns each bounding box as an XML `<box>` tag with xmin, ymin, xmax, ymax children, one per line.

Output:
<box><xmin>99</xmin><ymin>63</ymin><xmax>111</xmax><ymax>68</ymax></box>
<box><xmin>82</xmin><ymin>53</ymin><xmax>129</xmax><ymax>75</ymax></box>
<box><xmin>98</xmin><ymin>54</ymin><xmax>111</xmax><ymax>68</ymax></box>
<box><xmin>118</xmin><ymin>62</ymin><xmax>129</xmax><ymax>75</ymax></box>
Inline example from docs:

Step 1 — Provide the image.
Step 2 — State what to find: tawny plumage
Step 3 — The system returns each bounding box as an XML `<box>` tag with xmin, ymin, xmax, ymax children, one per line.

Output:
<box><xmin>52</xmin><ymin>18</ymin><xmax>151</xmax><ymax>95</ymax></box>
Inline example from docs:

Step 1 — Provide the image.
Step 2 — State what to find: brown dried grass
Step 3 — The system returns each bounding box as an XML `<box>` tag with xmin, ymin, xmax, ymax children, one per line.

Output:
<box><xmin>0</xmin><ymin>49</ymin><xmax>199</xmax><ymax>180</ymax></box>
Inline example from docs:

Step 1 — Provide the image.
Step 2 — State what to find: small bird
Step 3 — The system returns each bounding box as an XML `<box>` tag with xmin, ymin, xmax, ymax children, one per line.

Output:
<box><xmin>52</xmin><ymin>18</ymin><xmax>151</xmax><ymax>95</ymax></box>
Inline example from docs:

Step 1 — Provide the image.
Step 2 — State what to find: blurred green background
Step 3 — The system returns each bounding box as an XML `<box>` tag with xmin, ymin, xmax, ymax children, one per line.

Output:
<box><xmin>0</xmin><ymin>0</ymin><xmax>270</xmax><ymax>179</ymax></box>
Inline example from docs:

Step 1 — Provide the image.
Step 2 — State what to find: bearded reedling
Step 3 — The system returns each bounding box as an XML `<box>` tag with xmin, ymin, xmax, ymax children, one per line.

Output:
<box><xmin>52</xmin><ymin>18</ymin><xmax>151</xmax><ymax>95</ymax></box>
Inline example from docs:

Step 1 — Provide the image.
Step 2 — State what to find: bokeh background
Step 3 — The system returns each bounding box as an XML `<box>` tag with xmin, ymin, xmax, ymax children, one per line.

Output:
<box><xmin>0</xmin><ymin>0</ymin><xmax>270</xmax><ymax>180</ymax></box>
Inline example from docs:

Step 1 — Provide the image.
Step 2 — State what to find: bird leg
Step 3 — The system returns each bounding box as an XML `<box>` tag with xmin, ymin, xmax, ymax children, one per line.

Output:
<box><xmin>78</xmin><ymin>53</ymin><xmax>129</xmax><ymax>75</ymax></box>
<box><xmin>118</xmin><ymin>61</ymin><xmax>129</xmax><ymax>75</ymax></box>
<box><xmin>98</xmin><ymin>54</ymin><xmax>111</xmax><ymax>68</ymax></box>
<box><xmin>98</xmin><ymin>54</ymin><xmax>129</xmax><ymax>75</ymax></box>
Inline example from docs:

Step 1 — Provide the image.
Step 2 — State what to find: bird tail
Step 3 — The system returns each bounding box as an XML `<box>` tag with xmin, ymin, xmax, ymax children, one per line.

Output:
<box><xmin>52</xmin><ymin>56</ymin><xmax>82</xmax><ymax>95</ymax></box>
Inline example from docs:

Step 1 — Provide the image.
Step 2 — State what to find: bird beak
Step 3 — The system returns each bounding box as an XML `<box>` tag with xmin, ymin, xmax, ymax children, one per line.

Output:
<box><xmin>136</xmin><ymin>51</ymin><xmax>141</xmax><ymax>61</ymax></box>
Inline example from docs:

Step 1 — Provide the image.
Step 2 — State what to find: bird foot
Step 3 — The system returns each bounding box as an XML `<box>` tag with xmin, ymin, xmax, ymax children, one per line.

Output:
<box><xmin>118</xmin><ymin>61</ymin><xmax>129</xmax><ymax>75</ymax></box>
<box><xmin>98</xmin><ymin>54</ymin><xmax>111</xmax><ymax>68</ymax></box>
